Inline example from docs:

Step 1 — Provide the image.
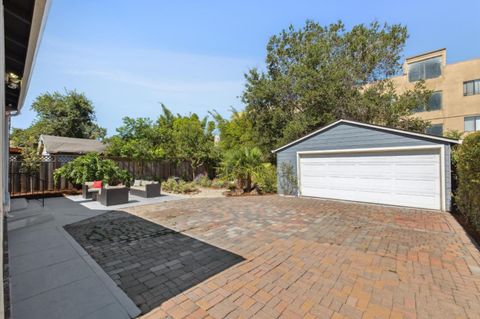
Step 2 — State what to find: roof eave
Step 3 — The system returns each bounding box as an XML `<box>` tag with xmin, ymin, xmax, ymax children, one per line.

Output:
<box><xmin>16</xmin><ymin>0</ymin><xmax>51</xmax><ymax>113</ymax></box>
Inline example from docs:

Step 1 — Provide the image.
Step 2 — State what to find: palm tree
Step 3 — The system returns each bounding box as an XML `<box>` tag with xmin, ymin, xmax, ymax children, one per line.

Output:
<box><xmin>220</xmin><ymin>147</ymin><xmax>263</xmax><ymax>192</ymax></box>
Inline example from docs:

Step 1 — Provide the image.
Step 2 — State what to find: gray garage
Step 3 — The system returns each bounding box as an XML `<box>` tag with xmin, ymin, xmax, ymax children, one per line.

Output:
<box><xmin>273</xmin><ymin>120</ymin><xmax>460</xmax><ymax>211</ymax></box>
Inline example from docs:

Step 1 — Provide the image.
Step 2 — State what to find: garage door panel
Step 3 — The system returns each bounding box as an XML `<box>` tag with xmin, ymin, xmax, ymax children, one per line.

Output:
<box><xmin>299</xmin><ymin>150</ymin><xmax>441</xmax><ymax>210</ymax></box>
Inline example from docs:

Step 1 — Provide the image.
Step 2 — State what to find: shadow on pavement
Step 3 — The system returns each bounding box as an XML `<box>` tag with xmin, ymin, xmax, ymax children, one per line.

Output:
<box><xmin>65</xmin><ymin>211</ymin><xmax>244</xmax><ymax>314</ymax></box>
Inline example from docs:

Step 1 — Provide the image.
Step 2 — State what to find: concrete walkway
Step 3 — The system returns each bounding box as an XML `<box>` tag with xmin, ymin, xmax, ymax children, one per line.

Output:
<box><xmin>7</xmin><ymin>197</ymin><xmax>142</xmax><ymax>319</ymax></box>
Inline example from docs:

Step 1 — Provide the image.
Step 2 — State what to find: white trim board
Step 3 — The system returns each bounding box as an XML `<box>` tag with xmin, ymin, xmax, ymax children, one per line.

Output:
<box><xmin>296</xmin><ymin>144</ymin><xmax>444</xmax><ymax>155</ymax></box>
<box><xmin>16</xmin><ymin>0</ymin><xmax>51</xmax><ymax>112</ymax></box>
<box><xmin>272</xmin><ymin>119</ymin><xmax>460</xmax><ymax>153</ymax></box>
<box><xmin>296</xmin><ymin>145</ymin><xmax>446</xmax><ymax>211</ymax></box>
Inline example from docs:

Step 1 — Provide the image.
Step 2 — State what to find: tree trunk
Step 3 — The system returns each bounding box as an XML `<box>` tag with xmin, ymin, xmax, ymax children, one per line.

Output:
<box><xmin>246</xmin><ymin>173</ymin><xmax>252</xmax><ymax>193</ymax></box>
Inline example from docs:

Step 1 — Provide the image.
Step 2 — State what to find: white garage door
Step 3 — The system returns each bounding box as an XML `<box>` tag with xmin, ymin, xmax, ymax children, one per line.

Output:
<box><xmin>299</xmin><ymin>149</ymin><xmax>441</xmax><ymax>210</ymax></box>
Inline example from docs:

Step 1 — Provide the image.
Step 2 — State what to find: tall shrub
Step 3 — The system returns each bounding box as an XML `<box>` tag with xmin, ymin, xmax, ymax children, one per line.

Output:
<box><xmin>220</xmin><ymin>147</ymin><xmax>263</xmax><ymax>192</ymax></box>
<box><xmin>453</xmin><ymin>132</ymin><xmax>480</xmax><ymax>230</ymax></box>
<box><xmin>54</xmin><ymin>153</ymin><xmax>131</xmax><ymax>186</ymax></box>
<box><xmin>253</xmin><ymin>163</ymin><xmax>277</xmax><ymax>193</ymax></box>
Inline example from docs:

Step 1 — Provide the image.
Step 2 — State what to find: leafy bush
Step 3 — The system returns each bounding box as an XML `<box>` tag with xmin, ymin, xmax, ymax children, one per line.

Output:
<box><xmin>162</xmin><ymin>178</ymin><xmax>178</xmax><ymax>192</ymax></box>
<box><xmin>453</xmin><ymin>132</ymin><xmax>480</xmax><ymax>230</ymax></box>
<box><xmin>254</xmin><ymin>163</ymin><xmax>277</xmax><ymax>193</ymax></box>
<box><xmin>444</xmin><ymin>130</ymin><xmax>463</xmax><ymax>140</ymax></box>
<box><xmin>195</xmin><ymin>175</ymin><xmax>212</xmax><ymax>188</ymax></box>
<box><xmin>53</xmin><ymin>153</ymin><xmax>131</xmax><ymax>186</ymax></box>
<box><xmin>211</xmin><ymin>178</ymin><xmax>229</xmax><ymax>189</ymax></box>
<box><xmin>219</xmin><ymin>147</ymin><xmax>263</xmax><ymax>192</ymax></box>
<box><xmin>177</xmin><ymin>180</ymin><xmax>199</xmax><ymax>193</ymax></box>
<box><xmin>162</xmin><ymin>177</ymin><xmax>199</xmax><ymax>194</ymax></box>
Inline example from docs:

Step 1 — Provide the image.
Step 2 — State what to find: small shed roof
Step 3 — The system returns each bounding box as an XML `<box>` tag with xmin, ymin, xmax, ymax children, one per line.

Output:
<box><xmin>39</xmin><ymin>135</ymin><xmax>107</xmax><ymax>154</ymax></box>
<box><xmin>272</xmin><ymin>119</ymin><xmax>460</xmax><ymax>153</ymax></box>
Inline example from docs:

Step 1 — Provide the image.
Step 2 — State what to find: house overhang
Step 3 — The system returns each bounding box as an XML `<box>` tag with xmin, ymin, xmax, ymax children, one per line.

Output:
<box><xmin>4</xmin><ymin>0</ymin><xmax>50</xmax><ymax>112</ymax></box>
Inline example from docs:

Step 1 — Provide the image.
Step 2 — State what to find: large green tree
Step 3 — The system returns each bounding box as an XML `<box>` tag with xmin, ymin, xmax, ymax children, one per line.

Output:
<box><xmin>106</xmin><ymin>117</ymin><xmax>165</xmax><ymax>161</ymax></box>
<box><xmin>11</xmin><ymin>90</ymin><xmax>106</xmax><ymax>148</ymax></box>
<box><xmin>105</xmin><ymin>104</ymin><xmax>177</xmax><ymax>161</ymax></box>
<box><xmin>211</xmin><ymin>108</ymin><xmax>256</xmax><ymax>152</ymax></box>
<box><xmin>243</xmin><ymin>20</ymin><xmax>432</xmax><ymax>156</ymax></box>
<box><xmin>10</xmin><ymin>90</ymin><xmax>106</xmax><ymax>173</ymax></box>
<box><xmin>172</xmin><ymin>113</ymin><xmax>218</xmax><ymax>179</ymax></box>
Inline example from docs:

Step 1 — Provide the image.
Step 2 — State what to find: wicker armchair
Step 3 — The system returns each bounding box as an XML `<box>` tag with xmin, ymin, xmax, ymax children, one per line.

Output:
<box><xmin>129</xmin><ymin>180</ymin><xmax>161</xmax><ymax>198</ymax></box>
<box><xmin>97</xmin><ymin>186</ymin><xmax>129</xmax><ymax>206</ymax></box>
<box><xmin>82</xmin><ymin>182</ymin><xmax>100</xmax><ymax>199</ymax></box>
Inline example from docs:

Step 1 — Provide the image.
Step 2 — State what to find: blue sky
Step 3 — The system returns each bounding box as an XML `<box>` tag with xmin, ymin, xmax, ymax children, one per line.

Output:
<box><xmin>14</xmin><ymin>0</ymin><xmax>480</xmax><ymax>136</ymax></box>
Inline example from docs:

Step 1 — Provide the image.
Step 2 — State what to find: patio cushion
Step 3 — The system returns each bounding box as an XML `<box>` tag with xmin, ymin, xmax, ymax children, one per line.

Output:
<box><xmin>93</xmin><ymin>180</ymin><xmax>102</xmax><ymax>188</ymax></box>
<box><xmin>105</xmin><ymin>185</ymin><xmax>126</xmax><ymax>189</ymax></box>
<box><xmin>134</xmin><ymin>179</ymin><xmax>142</xmax><ymax>186</ymax></box>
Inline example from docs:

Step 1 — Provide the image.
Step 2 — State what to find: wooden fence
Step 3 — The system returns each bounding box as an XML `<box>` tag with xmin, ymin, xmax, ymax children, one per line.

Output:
<box><xmin>8</xmin><ymin>154</ymin><xmax>210</xmax><ymax>196</ymax></box>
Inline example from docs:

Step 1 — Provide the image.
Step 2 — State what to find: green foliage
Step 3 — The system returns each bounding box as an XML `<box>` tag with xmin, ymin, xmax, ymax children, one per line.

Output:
<box><xmin>211</xmin><ymin>178</ymin><xmax>229</xmax><ymax>189</ymax></box>
<box><xmin>453</xmin><ymin>132</ymin><xmax>480</xmax><ymax>230</ymax></box>
<box><xmin>10</xmin><ymin>90</ymin><xmax>106</xmax><ymax>173</ymax></box>
<box><xmin>211</xmin><ymin>109</ymin><xmax>256</xmax><ymax>152</ymax></box>
<box><xmin>253</xmin><ymin>163</ymin><xmax>277</xmax><ymax>194</ymax></box>
<box><xmin>105</xmin><ymin>117</ymin><xmax>165</xmax><ymax>161</ymax></box>
<box><xmin>172</xmin><ymin>113</ymin><xmax>218</xmax><ymax>179</ymax></box>
<box><xmin>18</xmin><ymin>147</ymin><xmax>41</xmax><ymax>174</ymax></box>
<box><xmin>242</xmin><ymin>20</ymin><xmax>431</xmax><ymax>156</ymax></box>
<box><xmin>220</xmin><ymin>147</ymin><xmax>264</xmax><ymax>192</ymax></box>
<box><xmin>105</xmin><ymin>105</ymin><xmax>218</xmax><ymax>179</ymax></box>
<box><xmin>444</xmin><ymin>130</ymin><xmax>463</xmax><ymax>140</ymax></box>
<box><xmin>279</xmin><ymin>163</ymin><xmax>298</xmax><ymax>195</ymax></box>
<box><xmin>161</xmin><ymin>178</ymin><xmax>178</xmax><ymax>192</ymax></box>
<box><xmin>195</xmin><ymin>175</ymin><xmax>213</xmax><ymax>188</ymax></box>
<box><xmin>11</xmin><ymin>90</ymin><xmax>106</xmax><ymax>147</ymax></box>
<box><xmin>53</xmin><ymin>153</ymin><xmax>131</xmax><ymax>186</ymax></box>
<box><xmin>162</xmin><ymin>177</ymin><xmax>199</xmax><ymax>194</ymax></box>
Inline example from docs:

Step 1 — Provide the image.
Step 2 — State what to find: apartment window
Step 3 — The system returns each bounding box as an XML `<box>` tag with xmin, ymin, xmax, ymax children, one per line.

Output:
<box><xmin>463</xmin><ymin>79</ymin><xmax>480</xmax><ymax>96</ymax></box>
<box><xmin>414</xmin><ymin>91</ymin><xmax>442</xmax><ymax>112</ymax></box>
<box><xmin>408</xmin><ymin>57</ymin><xmax>442</xmax><ymax>82</ymax></box>
<box><xmin>427</xmin><ymin>91</ymin><xmax>442</xmax><ymax>111</ymax></box>
<box><xmin>426</xmin><ymin>124</ymin><xmax>443</xmax><ymax>136</ymax></box>
<box><xmin>464</xmin><ymin>116</ymin><xmax>480</xmax><ymax>132</ymax></box>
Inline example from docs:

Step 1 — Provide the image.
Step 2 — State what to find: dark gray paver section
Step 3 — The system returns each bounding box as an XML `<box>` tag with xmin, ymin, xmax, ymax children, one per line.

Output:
<box><xmin>7</xmin><ymin>197</ymin><xmax>141</xmax><ymax>319</ymax></box>
<box><xmin>65</xmin><ymin>211</ymin><xmax>244</xmax><ymax>314</ymax></box>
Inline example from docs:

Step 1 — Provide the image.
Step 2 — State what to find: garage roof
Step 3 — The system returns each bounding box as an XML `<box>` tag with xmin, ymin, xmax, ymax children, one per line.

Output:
<box><xmin>272</xmin><ymin>119</ymin><xmax>460</xmax><ymax>153</ymax></box>
<box><xmin>38</xmin><ymin>135</ymin><xmax>107</xmax><ymax>155</ymax></box>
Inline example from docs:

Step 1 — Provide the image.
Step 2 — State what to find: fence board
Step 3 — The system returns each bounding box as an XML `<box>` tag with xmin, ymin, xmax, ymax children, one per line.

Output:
<box><xmin>9</xmin><ymin>154</ymin><xmax>213</xmax><ymax>196</ymax></box>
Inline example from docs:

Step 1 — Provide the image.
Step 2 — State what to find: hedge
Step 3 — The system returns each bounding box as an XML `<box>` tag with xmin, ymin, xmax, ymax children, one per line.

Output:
<box><xmin>453</xmin><ymin>131</ymin><xmax>480</xmax><ymax>230</ymax></box>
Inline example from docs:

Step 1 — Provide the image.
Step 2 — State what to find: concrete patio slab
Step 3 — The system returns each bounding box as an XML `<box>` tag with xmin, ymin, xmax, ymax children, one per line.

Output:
<box><xmin>65</xmin><ymin>193</ymin><xmax>185</xmax><ymax>210</ymax></box>
<box><xmin>7</xmin><ymin>197</ymin><xmax>141</xmax><ymax>319</ymax></box>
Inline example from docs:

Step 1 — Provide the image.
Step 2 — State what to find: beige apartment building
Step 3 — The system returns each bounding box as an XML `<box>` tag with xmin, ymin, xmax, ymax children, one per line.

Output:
<box><xmin>390</xmin><ymin>48</ymin><xmax>480</xmax><ymax>136</ymax></box>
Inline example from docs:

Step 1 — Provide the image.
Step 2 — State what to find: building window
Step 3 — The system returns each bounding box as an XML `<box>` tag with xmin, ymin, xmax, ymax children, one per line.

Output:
<box><xmin>414</xmin><ymin>91</ymin><xmax>442</xmax><ymax>112</ymax></box>
<box><xmin>463</xmin><ymin>79</ymin><xmax>480</xmax><ymax>96</ymax></box>
<box><xmin>408</xmin><ymin>57</ymin><xmax>442</xmax><ymax>82</ymax></box>
<box><xmin>464</xmin><ymin>116</ymin><xmax>480</xmax><ymax>132</ymax></box>
<box><xmin>426</xmin><ymin>124</ymin><xmax>443</xmax><ymax>136</ymax></box>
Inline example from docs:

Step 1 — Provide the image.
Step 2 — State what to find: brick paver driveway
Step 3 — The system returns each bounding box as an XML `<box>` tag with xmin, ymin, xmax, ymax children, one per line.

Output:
<box><xmin>80</xmin><ymin>196</ymin><xmax>480</xmax><ymax>318</ymax></box>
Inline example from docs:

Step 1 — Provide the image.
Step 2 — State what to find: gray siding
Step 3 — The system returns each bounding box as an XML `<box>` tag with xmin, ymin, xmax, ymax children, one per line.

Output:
<box><xmin>276</xmin><ymin>122</ymin><xmax>453</xmax><ymax>210</ymax></box>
